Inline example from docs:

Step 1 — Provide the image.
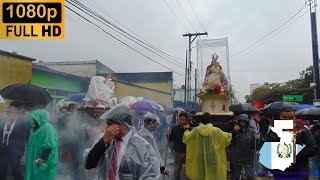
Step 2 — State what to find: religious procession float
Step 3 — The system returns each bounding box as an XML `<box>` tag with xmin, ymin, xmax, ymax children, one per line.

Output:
<box><xmin>194</xmin><ymin>53</ymin><xmax>234</xmax><ymax>132</ymax></box>
<box><xmin>78</xmin><ymin>74</ymin><xmax>118</xmax><ymax>120</ymax></box>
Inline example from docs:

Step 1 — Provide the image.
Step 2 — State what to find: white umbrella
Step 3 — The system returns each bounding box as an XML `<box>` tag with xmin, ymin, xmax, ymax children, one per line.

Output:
<box><xmin>0</xmin><ymin>95</ymin><xmax>5</xmax><ymax>104</ymax></box>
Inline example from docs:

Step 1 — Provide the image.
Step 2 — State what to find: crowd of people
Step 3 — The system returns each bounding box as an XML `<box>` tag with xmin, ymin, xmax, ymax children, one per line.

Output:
<box><xmin>1</xmin><ymin>100</ymin><xmax>320</xmax><ymax>180</ymax></box>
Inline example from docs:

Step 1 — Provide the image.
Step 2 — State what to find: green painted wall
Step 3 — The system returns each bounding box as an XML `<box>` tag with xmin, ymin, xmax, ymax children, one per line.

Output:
<box><xmin>31</xmin><ymin>70</ymin><xmax>81</xmax><ymax>92</ymax></box>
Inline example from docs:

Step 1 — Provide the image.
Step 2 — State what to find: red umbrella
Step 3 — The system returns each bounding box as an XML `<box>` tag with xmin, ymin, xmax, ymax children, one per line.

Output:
<box><xmin>251</xmin><ymin>101</ymin><xmax>264</xmax><ymax>109</ymax></box>
<box><xmin>296</xmin><ymin>119</ymin><xmax>309</xmax><ymax>125</ymax></box>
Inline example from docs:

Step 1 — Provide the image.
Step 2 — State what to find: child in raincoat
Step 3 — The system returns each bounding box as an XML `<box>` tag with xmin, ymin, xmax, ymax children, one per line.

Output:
<box><xmin>183</xmin><ymin>112</ymin><xmax>232</xmax><ymax>180</ymax></box>
<box><xmin>24</xmin><ymin>109</ymin><xmax>58</xmax><ymax>180</ymax></box>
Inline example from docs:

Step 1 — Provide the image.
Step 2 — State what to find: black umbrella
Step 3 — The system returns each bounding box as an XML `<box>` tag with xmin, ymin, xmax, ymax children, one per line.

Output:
<box><xmin>0</xmin><ymin>83</ymin><xmax>53</xmax><ymax>107</ymax></box>
<box><xmin>229</xmin><ymin>103</ymin><xmax>259</xmax><ymax>115</ymax></box>
<box><xmin>261</xmin><ymin>102</ymin><xmax>295</xmax><ymax>116</ymax></box>
<box><xmin>295</xmin><ymin>107</ymin><xmax>320</xmax><ymax>119</ymax></box>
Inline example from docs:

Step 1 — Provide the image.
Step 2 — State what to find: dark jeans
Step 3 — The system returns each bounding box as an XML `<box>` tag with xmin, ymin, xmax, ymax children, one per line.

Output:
<box><xmin>230</xmin><ymin>163</ymin><xmax>254</xmax><ymax>180</ymax></box>
<box><xmin>0</xmin><ymin>147</ymin><xmax>23</xmax><ymax>180</ymax></box>
<box><xmin>59</xmin><ymin>143</ymin><xmax>80</xmax><ymax>180</ymax></box>
<box><xmin>174</xmin><ymin>152</ymin><xmax>186</xmax><ymax>180</ymax></box>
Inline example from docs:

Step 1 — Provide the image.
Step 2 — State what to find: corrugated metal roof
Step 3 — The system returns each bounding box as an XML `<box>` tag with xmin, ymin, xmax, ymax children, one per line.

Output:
<box><xmin>99</xmin><ymin>72</ymin><xmax>173</xmax><ymax>83</ymax></box>
<box><xmin>0</xmin><ymin>50</ymin><xmax>36</xmax><ymax>62</ymax></box>
<box><xmin>32</xmin><ymin>63</ymin><xmax>88</xmax><ymax>81</ymax></box>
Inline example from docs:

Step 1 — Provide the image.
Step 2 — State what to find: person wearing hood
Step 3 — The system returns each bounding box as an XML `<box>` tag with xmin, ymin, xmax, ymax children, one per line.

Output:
<box><xmin>182</xmin><ymin>112</ymin><xmax>232</xmax><ymax>180</ymax></box>
<box><xmin>137</xmin><ymin>112</ymin><xmax>169</xmax><ymax>176</ymax></box>
<box><xmin>84</xmin><ymin>104</ymin><xmax>160</xmax><ymax>180</ymax></box>
<box><xmin>24</xmin><ymin>109</ymin><xmax>58</xmax><ymax>180</ymax></box>
<box><xmin>228</xmin><ymin>114</ymin><xmax>256</xmax><ymax>180</ymax></box>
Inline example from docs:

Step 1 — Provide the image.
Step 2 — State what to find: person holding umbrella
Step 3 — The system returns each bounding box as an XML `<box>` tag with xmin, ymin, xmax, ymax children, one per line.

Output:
<box><xmin>0</xmin><ymin>102</ymin><xmax>31</xmax><ymax>180</ymax></box>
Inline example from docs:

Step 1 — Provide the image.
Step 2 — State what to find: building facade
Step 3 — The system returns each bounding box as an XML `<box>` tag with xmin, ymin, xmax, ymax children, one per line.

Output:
<box><xmin>38</xmin><ymin>60</ymin><xmax>174</xmax><ymax>107</ymax></box>
<box><xmin>0</xmin><ymin>50</ymin><xmax>35</xmax><ymax>89</ymax></box>
<box><xmin>0</xmin><ymin>50</ymin><xmax>36</xmax><ymax>110</ymax></box>
<box><xmin>99</xmin><ymin>72</ymin><xmax>173</xmax><ymax>107</ymax></box>
<box><xmin>32</xmin><ymin>64</ymin><xmax>89</xmax><ymax>111</ymax></box>
<box><xmin>40</xmin><ymin>60</ymin><xmax>115</xmax><ymax>77</ymax></box>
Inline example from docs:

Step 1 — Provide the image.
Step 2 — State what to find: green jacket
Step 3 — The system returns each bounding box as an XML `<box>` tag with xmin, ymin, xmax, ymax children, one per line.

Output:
<box><xmin>25</xmin><ymin>109</ymin><xmax>58</xmax><ymax>180</ymax></box>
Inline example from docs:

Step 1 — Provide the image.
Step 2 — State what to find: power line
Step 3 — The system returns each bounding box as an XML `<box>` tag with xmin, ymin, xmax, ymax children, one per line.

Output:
<box><xmin>65</xmin><ymin>4</ymin><xmax>184</xmax><ymax>76</ymax></box>
<box><xmin>175</xmin><ymin>0</ymin><xmax>199</xmax><ymax>32</ymax></box>
<box><xmin>67</xmin><ymin>0</ymin><xmax>186</xmax><ymax>70</ymax></box>
<box><xmin>231</xmin><ymin>4</ymin><xmax>307</xmax><ymax>58</ymax></box>
<box><xmin>186</xmin><ymin>0</ymin><xmax>206</xmax><ymax>32</ymax></box>
<box><xmin>232</xmin><ymin>8</ymin><xmax>309</xmax><ymax>63</ymax></box>
<box><xmin>65</xmin><ymin>12</ymin><xmax>166</xmax><ymax>71</ymax></box>
<box><xmin>232</xmin><ymin>68</ymin><xmax>301</xmax><ymax>72</ymax></box>
<box><xmin>81</xmin><ymin>0</ymin><xmax>186</xmax><ymax>63</ymax></box>
<box><xmin>70</xmin><ymin>0</ymin><xmax>185</xmax><ymax>69</ymax></box>
<box><xmin>161</xmin><ymin>0</ymin><xmax>190</xmax><ymax>32</ymax></box>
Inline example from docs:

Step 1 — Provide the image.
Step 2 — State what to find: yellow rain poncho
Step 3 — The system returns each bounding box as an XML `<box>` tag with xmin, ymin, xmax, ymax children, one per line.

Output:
<box><xmin>183</xmin><ymin>123</ymin><xmax>232</xmax><ymax>180</ymax></box>
<box><xmin>25</xmin><ymin>109</ymin><xmax>58</xmax><ymax>180</ymax></box>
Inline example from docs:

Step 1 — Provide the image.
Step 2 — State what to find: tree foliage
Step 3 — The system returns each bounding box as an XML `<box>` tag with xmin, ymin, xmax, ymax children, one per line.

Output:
<box><xmin>245</xmin><ymin>66</ymin><xmax>313</xmax><ymax>103</ymax></box>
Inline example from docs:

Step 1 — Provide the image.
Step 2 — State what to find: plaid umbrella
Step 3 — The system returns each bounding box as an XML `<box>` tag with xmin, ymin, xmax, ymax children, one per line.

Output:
<box><xmin>143</xmin><ymin>100</ymin><xmax>164</xmax><ymax>111</ymax></box>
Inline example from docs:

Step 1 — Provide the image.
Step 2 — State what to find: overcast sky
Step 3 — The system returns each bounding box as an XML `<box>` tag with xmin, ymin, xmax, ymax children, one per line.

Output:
<box><xmin>0</xmin><ymin>0</ymin><xmax>316</xmax><ymax>102</ymax></box>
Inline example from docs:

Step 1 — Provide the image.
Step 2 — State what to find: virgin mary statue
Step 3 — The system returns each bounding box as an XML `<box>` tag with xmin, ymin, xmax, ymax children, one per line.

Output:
<box><xmin>203</xmin><ymin>53</ymin><xmax>228</xmax><ymax>91</ymax></box>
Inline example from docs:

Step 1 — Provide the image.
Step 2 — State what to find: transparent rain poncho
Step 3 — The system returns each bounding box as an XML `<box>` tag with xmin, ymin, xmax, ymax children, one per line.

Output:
<box><xmin>25</xmin><ymin>109</ymin><xmax>58</xmax><ymax>180</ymax></box>
<box><xmin>137</xmin><ymin>112</ymin><xmax>164</xmax><ymax>165</ymax></box>
<box><xmin>83</xmin><ymin>104</ymin><xmax>160</xmax><ymax>180</ymax></box>
<box><xmin>83</xmin><ymin>76</ymin><xmax>116</xmax><ymax>107</ymax></box>
<box><xmin>183</xmin><ymin>123</ymin><xmax>232</xmax><ymax>180</ymax></box>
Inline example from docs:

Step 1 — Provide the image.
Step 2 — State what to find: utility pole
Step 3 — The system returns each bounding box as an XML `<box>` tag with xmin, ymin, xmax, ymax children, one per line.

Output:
<box><xmin>308</xmin><ymin>0</ymin><xmax>320</xmax><ymax>99</ymax></box>
<box><xmin>184</xmin><ymin>50</ymin><xmax>187</xmax><ymax>105</ymax></box>
<box><xmin>195</xmin><ymin>69</ymin><xmax>197</xmax><ymax>110</ymax></box>
<box><xmin>183</xmin><ymin>32</ymin><xmax>208</xmax><ymax>110</ymax></box>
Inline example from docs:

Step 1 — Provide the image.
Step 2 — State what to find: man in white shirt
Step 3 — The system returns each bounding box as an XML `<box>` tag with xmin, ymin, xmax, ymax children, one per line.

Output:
<box><xmin>84</xmin><ymin>104</ymin><xmax>160</xmax><ymax>180</ymax></box>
